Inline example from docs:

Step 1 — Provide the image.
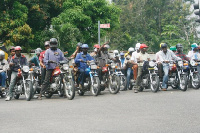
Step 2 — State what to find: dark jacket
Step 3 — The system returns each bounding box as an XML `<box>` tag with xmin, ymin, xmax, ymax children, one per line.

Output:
<box><xmin>10</xmin><ymin>54</ymin><xmax>28</xmax><ymax>72</ymax></box>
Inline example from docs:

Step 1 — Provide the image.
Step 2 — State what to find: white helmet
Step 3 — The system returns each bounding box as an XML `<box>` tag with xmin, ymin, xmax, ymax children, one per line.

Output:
<box><xmin>128</xmin><ymin>47</ymin><xmax>135</xmax><ymax>52</ymax></box>
<box><xmin>135</xmin><ymin>43</ymin><xmax>141</xmax><ymax>50</ymax></box>
<box><xmin>113</xmin><ymin>50</ymin><xmax>119</xmax><ymax>57</ymax></box>
<box><xmin>35</xmin><ymin>48</ymin><xmax>42</xmax><ymax>54</ymax></box>
<box><xmin>0</xmin><ymin>50</ymin><xmax>5</xmax><ymax>60</ymax></box>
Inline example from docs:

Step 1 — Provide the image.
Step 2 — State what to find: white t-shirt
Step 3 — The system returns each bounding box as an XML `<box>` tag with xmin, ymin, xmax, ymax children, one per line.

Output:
<box><xmin>131</xmin><ymin>51</ymin><xmax>138</xmax><ymax>63</ymax></box>
<box><xmin>136</xmin><ymin>52</ymin><xmax>149</xmax><ymax>66</ymax></box>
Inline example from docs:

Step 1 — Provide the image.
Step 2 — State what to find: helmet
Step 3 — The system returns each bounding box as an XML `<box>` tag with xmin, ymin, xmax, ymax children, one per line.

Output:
<box><xmin>140</xmin><ymin>44</ymin><xmax>148</xmax><ymax>49</ymax></box>
<box><xmin>160</xmin><ymin>43</ymin><xmax>166</xmax><ymax>48</ymax></box>
<box><xmin>104</xmin><ymin>44</ymin><xmax>110</xmax><ymax>49</ymax></box>
<box><xmin>161</xmin><ymin>43</ymin><xmax>167</xmax><ymax>48</ymax></box>
<box><xmin>44</xmin><ymin>41</ymin><xmax>50</xmax><ymax>46</ymax></box>
<box><xmin>35</xmin><ymin>48</ymin><xmax>42</xmax><ymax>54</ymax></box>
<box><xmin>191</xmin><ymin>43</ymin><xmax>198</xmax><ymax>48</ymax></box>
<box><xmin>113</xmin><ymin>50</ymin><xmax>119</xmax><ymax>57</ymax></box>
<box><xmin>77</xmin><ymin>42</ymin><xmax>82</xmax><ymax>47</ymax></box>
<box><xmin>50</xmin><ymin>38</ymin><xmax>58</xmax><ymax>48</ymax></box>
<box><xmin>170</xmin><ymin>46</ymin><xmax>176</xmax><ymax>51</ymax></box>
<box><xmin>0</xmin><ymin>50</ymin><xmax>5</xmax><ymax>59</ymax></box>
<box><xmin>120</xmin><ymin>52</ymin><xmax>124</xmax><ymax>56</ymax></box>
<box><xmin>82</xmin><ymin>44</ymin><xmax>89</xmax><ymax>49</ymax></box>
<box><xmin>15</xmin><ymin>46</ymin><xmax>22</xmax><ymax>51</ymax></box>
<box><xmin>128</xmin><ymin>47</ymin><xmax>135</xmax><ymax>52</ymax></box>
<box><xmin>176</xmin><ymin>43</ymin><xmax>183</xmax><ymax>48</ymax></box>
<box><xmin>135</xmin><ymin>43</ymin><xmax>141</xmax><ymax>50</ymax></box>
<box><xmin>94</xmin><ymin>44</ymin><xmax>100</xmax><ymax>49</ymax></box>
<box><xmin>9</xmin><ymin>47</ymin><xmax>15</xmax><ymax>51</ymax></box>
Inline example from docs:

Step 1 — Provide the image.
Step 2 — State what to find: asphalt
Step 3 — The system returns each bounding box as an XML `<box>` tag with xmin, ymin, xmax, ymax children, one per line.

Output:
<box><xmin>0</xmin><ymin>87</ymin><xmax>200</xmax><ymax>133</ymax></box>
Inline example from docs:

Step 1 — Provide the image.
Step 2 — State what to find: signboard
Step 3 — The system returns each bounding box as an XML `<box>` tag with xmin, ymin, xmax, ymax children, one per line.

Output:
<box><xmin>100</xmin><ymin>23</ymin><xmax>110</xmax><ymax>28</ymax></box>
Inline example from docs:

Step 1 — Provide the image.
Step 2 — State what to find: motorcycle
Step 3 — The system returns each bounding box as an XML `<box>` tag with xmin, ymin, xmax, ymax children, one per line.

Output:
<box><xmin>100</xmin><ymin>59</ymin><xmax>121</xmax><ymax>94</ymax></box>
<box><xmin>13</xmin><ymin>65</ymin><xmax>33</xmax><ymax>101</ymax></box>
<box><xmin>161</xmin><ymin>60</ymin><xmax>188</xmax><ymax>91</ymax></box>
<box><xmin>188</xmin><ymin>60</ymin><xmax>200</xmax><ymax>89</ymax></box>
<box><xmin>138</xmin><ymin>60</ymin><xmax>160</xmax><ymax>92</ymax></box>
<box><xmin>77</xmin><ymin>60</ymin><xmax>101</xmax><ymax>96</ymax></box>
<box><xmin>44</xmin><ymin>60</ymin><xmax>75</xmax><ymax>100</ymax></box>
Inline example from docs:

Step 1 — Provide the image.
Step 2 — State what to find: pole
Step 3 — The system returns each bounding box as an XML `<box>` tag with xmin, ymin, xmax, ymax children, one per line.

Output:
<box><xmin>98</xmin><ymin>21</ymin><xmax>100</xmax><ymax>46</ymax></box>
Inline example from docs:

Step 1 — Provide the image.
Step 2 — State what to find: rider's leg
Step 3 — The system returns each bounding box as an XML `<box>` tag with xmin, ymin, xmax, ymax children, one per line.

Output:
<box><xmin>158</xmin><ymin>63</ymin><xmax>163</xmax><ymax>80</ymax></box>
<box><xmin>6</xmin><ymin>71</ymin><xmax>17</xmax><ymax>100</ymax></box>
<box><xmin>79</xmin><ymin>69</ymin><xmax>85</xmax><ymax>86</ymax></box>
<box><xmin>135</xmin><ymin>66</ymin><xmax>143</xmax><ymax>92</ymax></box>
<box><xmin>162</xmin><ymin>64</ymin><xmax>169</xmax><ymax>89</ymax></box>
<box><xmin>133</xmin><ymin>64</ymin><xmax>138</xmax><ymax>80</ymax></box>
<box><xmin>0</xmin><ymin>72</ymin><xmax>6</xmax><ymax>88</ymax></box>
<box><xmin>125</xmin><ymin>68</ymin><xmax>131</xmax><ymax>90</ymax></box>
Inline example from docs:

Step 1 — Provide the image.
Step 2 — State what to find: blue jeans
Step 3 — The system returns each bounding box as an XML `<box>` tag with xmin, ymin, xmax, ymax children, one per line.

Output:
<box><xmin>0</xmin><ymin>72</ymin><xmax>6</xmax><ymax>87</ymax></box>
<box><xmin>162</xmin><ymin>64</ymin><xmax>169</xmax><ymax>89</ymax></box>
<box><xmin>125</xmin><ymin>68</ymin><xmax>133</xmax><ymax>90</ymax></box>
<box><xmin>79</xmin><ymin>69</ymin><xmax>86</xmax><ymax>85</ymax></box>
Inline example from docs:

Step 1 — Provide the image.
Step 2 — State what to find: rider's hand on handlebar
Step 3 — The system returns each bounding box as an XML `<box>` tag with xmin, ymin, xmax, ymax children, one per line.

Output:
<box><xmin>48</xmin><ymin>60</ymin><xmax>54</xmax><ymax>63</ymax></box>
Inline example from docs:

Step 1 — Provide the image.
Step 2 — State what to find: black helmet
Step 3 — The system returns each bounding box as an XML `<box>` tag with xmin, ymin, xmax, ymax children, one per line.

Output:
<box><xmin>77</xmin><ymin>42</ymin><xmax>82</xmax><ymax>47</ymax></box>
<box><xmin>161</xmin><ymin>43</ymin><xmax>167</xmax><ymax>48</ymax></box>
<box><xmin>176</xmin><ymin>43</ymin><xmax>183</xmax><ymax>48</ymax></box>
<box><xmin>50</xmin><ymin>38</ymin><xmax>58</xmax><ymax>48</ymax></box>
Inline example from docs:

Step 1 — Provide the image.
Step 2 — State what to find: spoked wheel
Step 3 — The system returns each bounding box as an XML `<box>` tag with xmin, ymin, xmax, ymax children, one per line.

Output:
<box><xmin>90</xmin><ymin>77</ymin><xmax>100</xmax><ymax>96</ymax></box>
<box><xmin>64</xmin><ymin>78</ymin><xmax>75</xmax><ymax>100</ymax></box>
<box><xmin>120</xmin><ymin>76</ymin><xmax>127</xmax><ymax>91</ymax></box>
<box><xmin>32</xmin><ymin>80</ymin><xmax>38</xmax><ymax>98</ymax></box>
<box><xmin>24</xmin><ymin>81</ymin><xmax>33</xmax><ymax>101</ymax></box>
<box><xmin>108</xmin><ymin>75</ymin><xmax>120</xmax><ymax>94</ymax></box>
<box><xmin>150</xmin><ymin>75</ymin><xmax>159</xmax><ymax>93</ymax></box>
<box><xmin>178</xmin><ymin>75</ymin><xmax>188</xmax><ymax>91</ymax></box>
<box><xmin>191</xmin><ymin>74</ymin><xmax>200</xmax><ymax>89</ymax></box>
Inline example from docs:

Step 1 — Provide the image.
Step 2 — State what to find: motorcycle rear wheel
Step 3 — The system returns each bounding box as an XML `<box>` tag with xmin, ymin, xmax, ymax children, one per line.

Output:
<box><xmin>108</xmin><ymin>75</ymin><xmax>120</xmax><ymax>94</ymax></box>
<box><xmin>25</xmin><ymin>81</ymin><xmax>33</xmax><ymax>101</ymax></box>
<box><xmin>90</xmin><ymin>77</ymin><xmax>100</xmax><ymax>96</ymax></box>
<box><xmin>64</xmin><ymin>78</ymin><xmax>75</xmax><ymax>100</ymax></box>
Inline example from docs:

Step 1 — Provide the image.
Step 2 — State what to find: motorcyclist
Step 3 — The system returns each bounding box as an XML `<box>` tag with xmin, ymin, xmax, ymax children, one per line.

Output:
<box><xmin>0</xmin><ymin>51</ymin><xmax>9</xmax><ymax>91</ymax></box>
<box><xmin>75</xmin><ymin>44</ymin><xmax>94</xmax><ymax>89</ymax></box>
<box><xmin>29</xmin><ymin>48</ymin><xmax>42</xmax><ymax>67</ymax></box>
<box><xmin>90</xmin><ymin>44</ymin><xmax>100</xmax><ymax>60</ymax></box>
<box><xmin>158</xmin><ymin>43</ymin><xmax>180</xmax><ymax>91</ymax></box>
<box><xmin>124</xmin><ymin>47</ymin><xmax>138</xmax><ymax>90</ymax></box>
<box><xmin>187</xmin><ymin>43</ymin><xmax>198</xmax><ymax>59</ymax></box>
<box><xmin>70</xmin><ymin>42</ymin><xmax>82</xmax><ymax>59</ymax></box>
<box><xmin>112</xmin><ymin>50</ymin><xmax>121</xmax><ymax>68</ymax></box>
<box><xmin>38</xmin><ymin>38</ymin><xmax>66</xmax><ymax>100</ymax></box>
<box><xmin>5</xmin><ymin>46</ymin><xmax>28</xmax><ymax>101</ymax></box>
<box><xmin>175</xmin><ymin>43</ymin><xmax>189</xmax><ymax>62</ymax></box>
<box><xmin>39</xmin><ymin>41</ymin><xmax>50</xmax><ymax>84</ymax></box>
<box><xmin>7</xmin><ymin>47</ymin><xmax>15</xmax><ymax>83</ymax></box>
<box><xmin>134</xmin><ymin>44</ymin><xmax>150</xmax><ymax>93</ymax></box>
<box><xmin>170</xmin><ymin>46</ymin><xmax>177</xmax><ymax>53</ymax></box>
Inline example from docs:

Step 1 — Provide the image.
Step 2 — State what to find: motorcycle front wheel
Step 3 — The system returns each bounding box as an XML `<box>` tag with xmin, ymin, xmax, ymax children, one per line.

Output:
<box><xmin>150</xmin><ymin>75</ymin><xmax>159</xmax><ymax>93</ymax></box>
<box><xmin>178</xmin><ymin>75</ymin><xmax>188</xmax><ymax>91</ymax></box>
<box><xmin>64</xmin><ymin>78</ymin><xmax>75</xmax><ymax>100</ymax></box>
<box><xmin>24</xmin><ymin>80</ymin><xmax>33</xmax><ymax>101</ymax></box>
<box><xmin>191</xmin><ymin>73</ymin><xmax>200</xmax><ymax>89</ymax></box>
<box><xmin>108</xmin><ymin>75</ymin><xmax>120</xmax><ymax>94</ymax></box>
<box><xmin>90</xmin><ymin>76</ymin><xmax>100</xmax><ymax>96</ymax></box>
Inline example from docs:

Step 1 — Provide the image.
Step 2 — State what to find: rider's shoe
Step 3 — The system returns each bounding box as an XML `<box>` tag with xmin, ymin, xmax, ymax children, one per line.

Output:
<box><xmin>134</xmin><ymin>89</ymin><xmax>138</xmax><ymax>93</ymax></box>
<box><xmin>37</xmin><ymin>94</ymin><xmax>42</xmax><ymax>100</ymax></box>
<box><xmin>5</xmin><ymin>96</ymin><xmax>11</xmax><ymax>101</ymax></box>
<box><xmin>1</xmin><ymin>87</ymin><xmax>5</xmax><ymax>91</ymax></box>
<box><xmin>161</xmin><ymin>88</ymin><xmax>167</xmax><ymax>91</ymax></box>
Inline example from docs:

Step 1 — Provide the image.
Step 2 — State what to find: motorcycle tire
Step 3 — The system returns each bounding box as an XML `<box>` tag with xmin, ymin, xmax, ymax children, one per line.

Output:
<box><xmin>150</xmin><ymin>75</ymin><xmax>159</xmax><ymax>93</ymax></box>
<box><xmin>191</xmin><ymin>74</ymin><xmax>200</xmax><ymax>89</ymax></box>
<box><xmin>178</xmin><ymin>75</ymin><xmax>188</xmax><ymax>91</ymax></box>
<box><xmin>108</xmin><ymin>75</ymin><xmax>120</xmax><ymax>94</ymax></box>
<box><xmin>90</xmin><ymin>77</ymin><xmax>100</xmax><ymax>96</ymax></box>
<box><xmin>78</xmin><ymin>90</ymin><xmax>84</xmax><ymax>96</ymax></box>
<box><xmin>138</xmin><ymin>86</ymin><xmax>144</xmax><ymax>92</ymax></box>
<box><xmin>32</xmin><ymin>80</ymin><xmax>38</xmax><ymax>98</ymax></box>
<box><xmin>14</xmin><ymin>94</ymin><xmax>20</xmax><ymax>99</ymax></box>
<box><xmin>24</xmin><ymin>80</ymin><xmax>33</xmax><ymax>101</ymax></box>
<box><xmin>120</xmin><ymin>76</ymin><xmax>127</xmax><ymax>91</ymax></box>
<box><xmin>64</xmin><ymin>78</ymin><xmax>75</xmax><ymax>100</ymax></box>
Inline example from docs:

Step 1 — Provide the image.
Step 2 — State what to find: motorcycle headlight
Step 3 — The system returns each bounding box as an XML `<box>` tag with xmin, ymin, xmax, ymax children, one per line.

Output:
<box><xmin>178</xmin><ymin>61</ymin><xmax>183</xmax><ymax>67</ymax></box>
<box><xmin>62</xmin><ymin>64</ymin><xmax>69</xmax><ymax>71</ymax></box>
<box><xmin>91</xmin><ymin>65</ymin><xmax>97</xmax><ymax>69</ymax></box>
<box><xmin>149</xmin><ymin>61</ymin><xmax>155</xmax><ymax>67</ymax></box>
<box><xmin>190</xmin><ymin>60</ymin><xmax>196</xmax><ymax>66</ymax></box>
<box><xmin>22</xmin><ymin>66</ymin><xmax>29</xmax><ymax>73</ymax></box>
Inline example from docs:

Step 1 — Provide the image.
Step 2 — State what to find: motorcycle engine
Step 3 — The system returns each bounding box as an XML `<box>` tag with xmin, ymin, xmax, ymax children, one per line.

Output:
<box><xmin>50</xmin><ymin>83</ymin><xmax>57</xmax><ymax>91</ymax></box>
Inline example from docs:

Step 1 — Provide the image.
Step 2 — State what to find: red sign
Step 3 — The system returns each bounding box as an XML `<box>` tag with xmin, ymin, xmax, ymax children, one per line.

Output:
<box><xmin>100</xmin><ymin>23</ymin><xmax>110</xmax><ymax>28</ymax></box>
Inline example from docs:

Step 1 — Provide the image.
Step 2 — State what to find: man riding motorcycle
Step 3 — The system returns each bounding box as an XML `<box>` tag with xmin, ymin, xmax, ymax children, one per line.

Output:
<box><xmin>29</xmin><ymin>48</ymin><xmax>42</xmax><ymax>67</ymax></box>
<box><xmin>90</xmin><ymin>44</ymin><xmax>100</xmax><ymax>60</ymax></box>
<box><xmin>134</xmin><ymin>44</ymin><xmax>150</xmax><ymax>93</ymax></box>
<box><xmin>5</xmin><ymin>46</ymin><xmax>28</xmax><ymax>101</ymax></box>
<box><xmin>158</xmin><ymin>43</ymin><xmax>180</xmax><ymax>91</ymax></box>
<box><xmin>7</xmin><ymin>47</ymin><xmax>15</xmax><ymax>83</ymax></box>
<box><xmin>187</xmin><ymin>43</ymin><xmax>198</xmax><ymax>59</ymax></box>
<box><xmin>74</xmin><ymin>44</ymin><xmax>94</xmax><ymax>89</ymax></box>
<box><xmin>0</xmin><ymin>51</ymin><xmax>9</xmax><ymax>91</ymax></box>
<box><xmin>38</xmin><ymin>38</ymin><xmax>66</xmax><ymax>100</ymax></box>
<box><xmin>39</xmin><ymin>41</ymin><xmax>50</xmax><ymax>84</ymax></box>
<box><xmin>175</xmin><ymin>43</ymin><xmax>189</xmax><ymax>62</ymax></box>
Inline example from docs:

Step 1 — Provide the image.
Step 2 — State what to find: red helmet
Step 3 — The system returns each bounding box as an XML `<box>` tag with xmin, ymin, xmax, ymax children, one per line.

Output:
<box><xmin>140</xmin><ymin>44</ymin><xmax>148</xmax><ymax>49</ymax></box>
<box><xmin>94</xmin><ymin>44</ymin><xmax>100</xmax><ymax>48</ymax></box>
<box><xmin>15</xmin><ymin>46</ymin><xmax>22</xmax><ymax>51</ymax></box>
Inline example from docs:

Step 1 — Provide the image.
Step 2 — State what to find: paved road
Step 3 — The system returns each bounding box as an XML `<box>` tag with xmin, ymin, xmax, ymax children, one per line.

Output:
<box><xmin>1</xmin><ymin>88</ymin><xmax>200</xmax><ymax>133</ymax></box>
